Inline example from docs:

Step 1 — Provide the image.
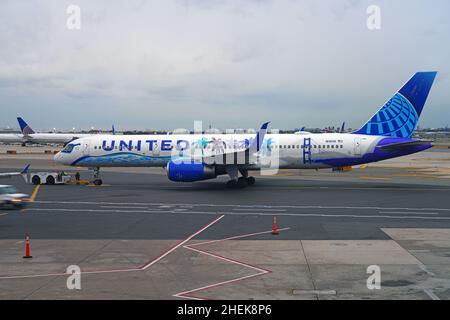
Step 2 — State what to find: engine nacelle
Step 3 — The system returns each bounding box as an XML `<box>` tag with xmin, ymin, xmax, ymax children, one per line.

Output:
<box><xmin>167</xmin><ymin>161</ymin><xmax>216</xmax><ymax>182</ymax></box>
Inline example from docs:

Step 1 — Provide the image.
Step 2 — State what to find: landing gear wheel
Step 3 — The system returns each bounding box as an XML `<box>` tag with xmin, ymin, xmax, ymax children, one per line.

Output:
<box><xmin>32</xmin><ymin>175</ymin><xmax>41</xmax><ymax>185</ymax></box>
<box><xmin>46</xmin><ymin>176</ymin><xmax>55</xmax><ymax>185</ymax></box>
<box><xmin>246</xmin><ymin>177</ymin><xmax>256</xmax><ymax>186</ymax></box>
<box><xmin>237</xmin><ymin>177</ymin><xmax>248</xmax><ymax>188</ymax></box>
<box><xmin>226</xmin><ymin>180</ymin><xmax>238</xmax><ymax>188</ymax></box>
<box><xmin>92</xmin><ymin>167</ymin><xmax>103</xmax><ymax>186</ymax></box>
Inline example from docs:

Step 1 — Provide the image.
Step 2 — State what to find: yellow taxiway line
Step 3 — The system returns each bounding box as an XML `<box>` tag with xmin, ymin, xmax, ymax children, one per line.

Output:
<box><xmin>28</xmin><ymin>185</ymin><xmax>41</xmax><ymax>202</ymax></box>
<box><xmin>360</xmin><ymin>176</ymin><xmax>392</xmax><ymax>181</ymax></box>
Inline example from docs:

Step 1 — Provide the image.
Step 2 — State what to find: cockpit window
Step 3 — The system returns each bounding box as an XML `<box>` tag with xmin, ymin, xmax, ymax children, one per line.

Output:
<box><xmin>61</xmin><ymin>143</ymin><xmax>80</xmax><ymax>154</ymax></box>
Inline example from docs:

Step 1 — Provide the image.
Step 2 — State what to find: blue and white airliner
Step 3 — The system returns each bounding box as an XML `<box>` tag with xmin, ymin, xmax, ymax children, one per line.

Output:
<box><xmin>54</xmin><ymin>72</ymin><xmax>437</xmax><ymax>187</ymax></box>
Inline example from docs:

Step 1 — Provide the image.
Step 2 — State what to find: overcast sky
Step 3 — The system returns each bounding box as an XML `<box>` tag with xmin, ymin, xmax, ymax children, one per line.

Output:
<box><xmin>0</xmin><ymin>0</ymin><xmax>448</xmax><ymax>131</ymax></box>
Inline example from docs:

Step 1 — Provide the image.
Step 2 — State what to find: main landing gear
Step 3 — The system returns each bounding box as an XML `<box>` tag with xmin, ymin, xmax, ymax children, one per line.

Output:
<box><xmin>226</xmin><ymin>167</ymin><xmax>256</xmax><ymax>188</ymax></box>
<box><xmin>92</xmin><ymin>167</ymin><xmax>103</xmax><ymax>186</ymax></box>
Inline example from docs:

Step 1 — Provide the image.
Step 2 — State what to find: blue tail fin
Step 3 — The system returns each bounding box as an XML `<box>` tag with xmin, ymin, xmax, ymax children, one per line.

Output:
<box><xmin>17</xmin><ymin>117</ymin><xmax>35</xmax><ymax>135</ymax></box>
<box><xmin>353</xmin><ymin>72</ymin><xmax>437</xmax><ymax>138</ymax></box>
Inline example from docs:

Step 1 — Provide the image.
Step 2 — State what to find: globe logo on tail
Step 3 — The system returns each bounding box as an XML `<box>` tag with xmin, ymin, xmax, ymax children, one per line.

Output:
<box><xmin>358</xmin><ymin>93</ymin><xmax>418</xmax><ymax>138</ymax></box>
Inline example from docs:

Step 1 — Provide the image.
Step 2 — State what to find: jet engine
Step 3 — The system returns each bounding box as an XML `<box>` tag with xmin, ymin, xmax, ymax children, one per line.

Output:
<box><xmin>166</xmin><ymin>160</ymin><xmax>216</xmax><ymax>182</ymax></box>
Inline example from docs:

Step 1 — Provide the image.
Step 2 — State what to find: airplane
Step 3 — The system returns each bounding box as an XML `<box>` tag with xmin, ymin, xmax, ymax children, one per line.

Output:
<box><xmin>54</xmin><ymin>72</ymin><xmax>437</xmax><ymax>187</ymax></box>
<box><xmin>15</xmin><ymin>117</ymin><xmax>92</xmax><ymax>145</ymax></box>
<box><xmin>0</xmin><ymin>165</ymin><xmax>30</xmax><ymax>179</ymax></box>
<box><xmin>0</xmin><ymin>118</ymin><xmax>93</xmax><ymax>145</ymax></box>
<box><xmin>0</xmin><ymin>131</ymin><xmax>23</xmax><ymax>144</ymax></box>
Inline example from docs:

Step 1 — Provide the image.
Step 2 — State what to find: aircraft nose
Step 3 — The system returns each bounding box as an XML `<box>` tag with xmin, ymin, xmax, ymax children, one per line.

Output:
<box><xmin>53</xmin><ymin>152</ymin><xmax>62</xmax><ymax>163</ymax></box>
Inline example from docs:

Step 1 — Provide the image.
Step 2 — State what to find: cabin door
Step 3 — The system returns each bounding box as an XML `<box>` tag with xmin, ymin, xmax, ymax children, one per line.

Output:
<box><xmin>354</xmin><ymin>138</ymin><xmax>362</xmax><ymax>156</ymax></box>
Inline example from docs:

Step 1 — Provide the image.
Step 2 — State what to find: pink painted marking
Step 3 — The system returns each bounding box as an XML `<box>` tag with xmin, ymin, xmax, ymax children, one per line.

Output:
<box><xmin>174</xmin><ymin>226</ymin><xmax>290</xmax><ymax>300</ymax></box>
<box><xmin>0</xmin><ymin>215</ymin><xmax>225</xmax><ymax>281</ymax></box>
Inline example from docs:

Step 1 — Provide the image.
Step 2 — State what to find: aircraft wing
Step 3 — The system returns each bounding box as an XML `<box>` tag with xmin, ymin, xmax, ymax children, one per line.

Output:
<box><xmin>376</xmin><ymin>140</ymin><xmax>431</xmax><ymax>151</ymax></box>
<box><xmin>0</xmin><ymin>165</ymin><xmax>30</xmax><ymax>179</ymax></box>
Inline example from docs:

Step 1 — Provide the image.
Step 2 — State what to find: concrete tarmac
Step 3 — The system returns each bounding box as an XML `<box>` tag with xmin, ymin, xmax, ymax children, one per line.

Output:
<box><xmin>0</xmin><ymin>149</ymin><xmax>450</xmax><ymax>300</ymax></box>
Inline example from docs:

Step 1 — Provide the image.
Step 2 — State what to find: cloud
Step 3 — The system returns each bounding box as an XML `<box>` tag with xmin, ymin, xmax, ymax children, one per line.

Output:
<box><xmin>0</xmin><ymin>0</ymin><xmax>449</xmax><ymax>130</ymax></box>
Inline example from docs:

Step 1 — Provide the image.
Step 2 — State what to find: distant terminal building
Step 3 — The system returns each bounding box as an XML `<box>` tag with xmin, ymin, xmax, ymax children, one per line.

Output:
<box><xmin>0</xmin><ymin>127</ymin><xmax>20</xmax><ymax>134</ymax></box>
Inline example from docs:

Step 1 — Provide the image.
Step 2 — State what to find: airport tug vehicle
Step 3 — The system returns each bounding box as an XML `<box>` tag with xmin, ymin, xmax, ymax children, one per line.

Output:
<box><xmin>27</xmin><ymin>172</ymin><xmax>72</xmax><ymax>185</ymax></box>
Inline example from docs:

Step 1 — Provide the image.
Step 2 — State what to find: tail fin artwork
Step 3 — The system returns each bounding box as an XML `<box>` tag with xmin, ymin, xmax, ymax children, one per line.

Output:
<box><xmin>21</xmin><ymin>164</ymin><xmax>30</xmax><ymax>175</ymax></box>
<box><xmin>250</xmin><ymin>122</ymin><xmax>270</xmax><ymax>152</ymax></box>
<box><xmin>17</xmin><ymin>117</ymin><xmax>35</xmax><ymax>136</ymax></box>
<box><xmin>353</xmin><ymin>72</ymin><xmax>437</xmax><ymax>138</ymax></box>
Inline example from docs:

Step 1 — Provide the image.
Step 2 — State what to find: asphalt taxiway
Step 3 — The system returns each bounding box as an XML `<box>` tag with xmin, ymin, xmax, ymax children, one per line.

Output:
<box><xmin>0</xmin><ymin>149</ymin><xmax>450</xmax><ymax>300</ymax></box>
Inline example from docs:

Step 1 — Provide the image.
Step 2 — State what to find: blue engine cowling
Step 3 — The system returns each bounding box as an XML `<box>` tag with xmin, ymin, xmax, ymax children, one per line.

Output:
<box><xmin>167</xmin><ymin>161</ymin><xmax>216</xmax><ymax>182</ymax></box>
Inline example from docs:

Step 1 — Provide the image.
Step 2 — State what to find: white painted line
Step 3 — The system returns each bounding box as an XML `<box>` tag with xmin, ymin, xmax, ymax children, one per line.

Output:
<box><xmin>100</xmin><ymin>206</ymin><xmax>149</xmax><ymax>209</ymax></box>
<box><xmin>175</xmin><ymin>272</ymin><xmax>268</xmax><ymax>300</ymax></box>
<box><xmin>232</xmin><ymin>208</ymin><xmax>287</xmax><ymax>212</ymax></box>
<box><xmin>379</xmin><ymin>211</ymin><xmax>439</xmax><ymax>215</ymax></box>
<box><xmin>418</xmin><ymin>263</ymin><xmax>436</xmax><ymax>277</ymax></box>
<box><xmin>186</xmin><ymin>246</ymin><xmax>269</xmax><ymax>273</ymax></box>
<box><xmin>175</xmin><ymin>227</ymin><xmax>290</xmax><ymax>300</ymax></box>
<box><xmin>0</xmin><ymin>215</ymin><xmax>225</xmax><ymax>281</ymax></box>
<box><xmin>424</xmin><ymin>289</ymin><xmax>440</xmax><ymax>300</ymax></box>
<box><xmin>189</xmin><ymin>228</ymin><xmax>291</xmax><ymax>248</ymax></box>
<box><xmin>140</xmin><ymin>215</ymin><xmax>224</xmax><ymax>270</ymax></box>
<box><xmin>32</xmin><ymin>201</ymin><xmax>450</xmax><ymax>212</ymax></box>
<box><xmin>24</xmin><ymin>208</ymin><xmax>450</xmax><ymax>220</ymax></box>
<box><xmin>293</xmin><ymin>289</ymin><xmax>336</xmax><ymax>295</ymax></box>
<box><xmin>0</xmin><ymin>268</ymin><xmax>142</xmax><ymax>280</ymax></box>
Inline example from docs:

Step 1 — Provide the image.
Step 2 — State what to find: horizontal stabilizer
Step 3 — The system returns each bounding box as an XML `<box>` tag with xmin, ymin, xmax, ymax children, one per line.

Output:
<box><xmin>376</xmin><ymin>140</ymin><xmax>431</xmax><ymax>151</ymax></box>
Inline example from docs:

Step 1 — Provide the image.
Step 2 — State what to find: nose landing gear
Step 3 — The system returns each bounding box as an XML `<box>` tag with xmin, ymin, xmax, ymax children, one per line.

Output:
<box><xmin>92</xmin><ymin>167</ymin><xmax>103</xmax><ymax>186</ymax></box>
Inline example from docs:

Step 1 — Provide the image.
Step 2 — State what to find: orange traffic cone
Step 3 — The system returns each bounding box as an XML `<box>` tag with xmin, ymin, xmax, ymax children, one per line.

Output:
<box><xmin>272</xmin><ymin>216</ymin><xmax>279</xmax><ymax>235</ymax></box>
<box><xmin>23</xmin><ymin>234</ymin><xmax>32</xmax><ymax>259</ymax></box>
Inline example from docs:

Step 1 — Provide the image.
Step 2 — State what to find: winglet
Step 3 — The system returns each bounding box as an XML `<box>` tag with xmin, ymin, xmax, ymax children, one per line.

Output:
<box><xmin>21</xmin><ymin>164</ymin><xmax>30</xmax><ymax>174</ymax></box>
<box><xmin>250</xmin><ymin>122</ymin><xmax>270</xmax><ymax>152</ymax></box>
<box><xmin>17</xmin><ymin>117</ymin><xmax>35</xmax><ymax>135</ymax></box>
